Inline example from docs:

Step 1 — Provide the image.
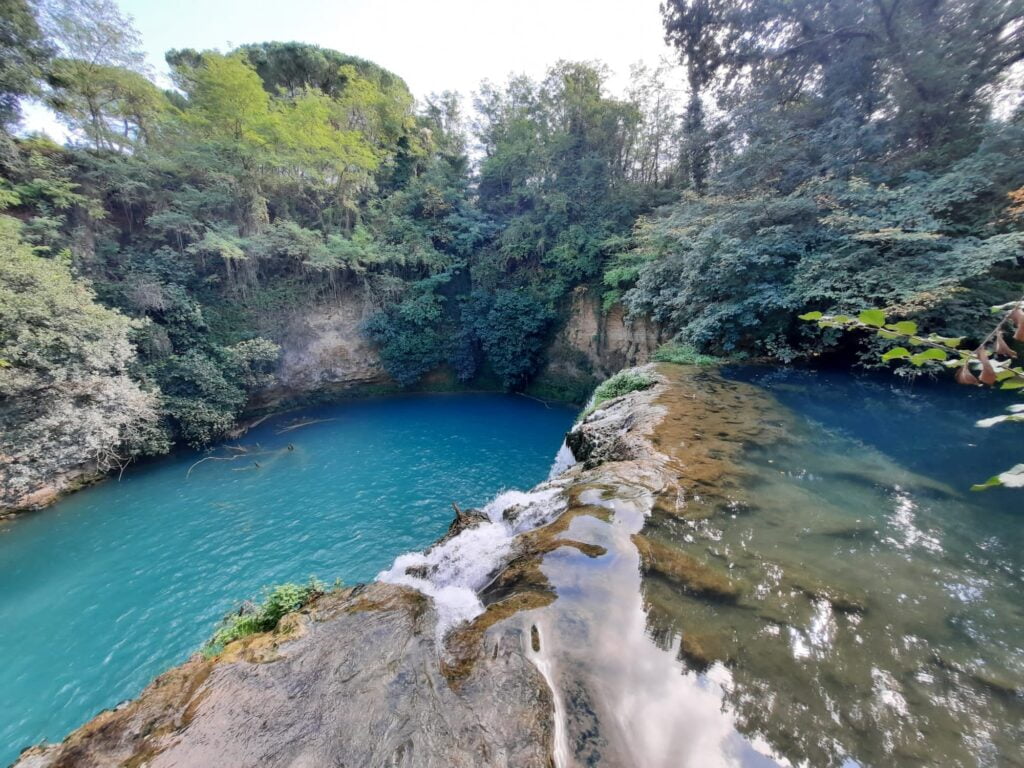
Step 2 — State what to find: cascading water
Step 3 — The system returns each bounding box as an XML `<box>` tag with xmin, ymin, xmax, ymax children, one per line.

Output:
<box><xmin>378</xmin><ymin>486</ymin><xmax>568</xmax><ymax>631</ymax></box>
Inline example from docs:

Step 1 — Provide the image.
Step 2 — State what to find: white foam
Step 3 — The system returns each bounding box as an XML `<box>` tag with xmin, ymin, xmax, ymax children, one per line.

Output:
<box><xmin>377</xmin><ymin>486</ymin><xmax>566</xmax><ymax>633</ymax></box>
<box><xmin>548</xmin><ymin>440</ymin><xmax>577</xmax><ymax>479</ymax></box>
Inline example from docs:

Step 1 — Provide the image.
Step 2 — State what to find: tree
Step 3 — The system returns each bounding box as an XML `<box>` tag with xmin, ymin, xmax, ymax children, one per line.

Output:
<box><xmin>0</xmin><ymin>0</ymin><xmax>53</xmax><ymax>128</ymax></box>
<box><xmin>47</xmin><ymin>59</ymin><xmax>167</xmax><ymax>149</ymax></box>
<box><xmin>39</xmin><ymin>0</ymin><xmax>164</xmax><ymax>149</ymax></box>
<box><xmin>660</xmin><ymin>0</ymin><xmax>730</xmax><ymax>194</ymax></box>
<box><xmin>0</xmin><ymin>215</ymin><xmax>167</xmax><ymax>508</ymax></box>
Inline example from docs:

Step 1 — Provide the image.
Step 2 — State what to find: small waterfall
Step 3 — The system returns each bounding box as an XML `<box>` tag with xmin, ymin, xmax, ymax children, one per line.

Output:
<box><xmin>377</xmin><ymin>487</ymin><xmax>566</xmax><ymax>634</ymax></box>
<box><xmin>547</xmin><ymin>440</ymin><xmax>577</xmax><ymax>480</ymax></box>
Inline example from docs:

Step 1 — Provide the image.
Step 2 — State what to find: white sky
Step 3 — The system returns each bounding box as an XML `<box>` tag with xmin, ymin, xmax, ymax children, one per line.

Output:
<box><xmin>23</xmin><ymin>0</ymin><xmax>678</xmax><ymax>139</ymax></box>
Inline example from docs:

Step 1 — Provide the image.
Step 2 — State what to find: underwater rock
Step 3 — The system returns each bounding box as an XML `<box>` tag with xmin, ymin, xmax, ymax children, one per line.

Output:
<box><xmin>632</xmin><ymin>532</ymin><xmax>742</xmax><ymax>601</ymax></box>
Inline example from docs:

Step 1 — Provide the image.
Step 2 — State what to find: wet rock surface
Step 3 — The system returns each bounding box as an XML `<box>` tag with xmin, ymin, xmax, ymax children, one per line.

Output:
<box><xmin>14</xmin><ymin>584</ymin><xmax>553</xmax><ymax>768</ymax></box>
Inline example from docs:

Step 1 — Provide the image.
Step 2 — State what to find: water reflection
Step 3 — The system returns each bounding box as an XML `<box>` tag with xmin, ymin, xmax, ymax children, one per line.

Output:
<box><xmin>525</xmin><ymin>489</ymin><xmax>789</xmax><ymax>768</ymax></box>
<box><xmin>519</xmin><ymin>367</ymin><xmax>1022</xmax><ymax>767</ymax></box>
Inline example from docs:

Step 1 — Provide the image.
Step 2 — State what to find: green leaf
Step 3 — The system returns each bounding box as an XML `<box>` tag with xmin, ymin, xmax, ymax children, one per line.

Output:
<box><xmin>929</xmin><ymin>335</ymin><xmax>963</xmax><ymax>349</ymax></box>
<box><xmin>798</xmin><ymin>311</ymin><xmax>823</xmax><ymax>321</ymax></box>
<box><xmin>910</xmin><ymin>348</ymin><xmax>947</xmax><ymax>366</ymax></box>
<box><xmin>858</xmin><ymin>309</ymin><xmax>886</xmax><ymax>327</ymax></box>
<box><xmin>881</xmin><ymin>347</ymin><xmax>911</xmax><ymax>361</ymax></box>
<box><xmin>885</xmin><ymin>321</ymin><xmax>918</xmax><ymax>335</ymax></box>
<box><xmin>1000</xmin><ymin>378</ymin><xmax>1024</xmax><ymax>390</ymax></box>
<box><xmin>877</xmin><ymin>330</ymin><xmax>900</xmax><ymax>340</ymax></box>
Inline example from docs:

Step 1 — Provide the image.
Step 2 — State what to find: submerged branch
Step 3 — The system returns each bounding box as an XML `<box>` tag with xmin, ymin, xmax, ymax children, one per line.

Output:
<box><xmin>276</xmin><ymin>418</ymin><xmax>337</xmax><ymax>434</ymax></box>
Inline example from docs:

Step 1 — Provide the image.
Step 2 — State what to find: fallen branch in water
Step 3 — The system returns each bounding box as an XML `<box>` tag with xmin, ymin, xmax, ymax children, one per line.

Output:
<box><xmin>516</xmin><ymin>392</ymin><xmax>551</xmax><ymax>409</ymax></box>
<box><xmin>276</xmin><ymin>418</ymin><xmax>337</xmax><ymax>434</ymax></box>
<box><xmin>186</xmin><ymin>450</ymin><xmax>271</xmax><ymax>479</ymax></box>
<box><xmin>226</xmin><ymin>414</ymin><xmax>273</xmax><ymax>439</ymax></box>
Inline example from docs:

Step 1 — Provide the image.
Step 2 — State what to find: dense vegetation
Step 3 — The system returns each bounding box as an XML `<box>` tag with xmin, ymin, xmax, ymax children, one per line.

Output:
<box><xmin>1</xmin><ymin>0</ymin><xmax>1022</xmax><ymax>501</ymax></box>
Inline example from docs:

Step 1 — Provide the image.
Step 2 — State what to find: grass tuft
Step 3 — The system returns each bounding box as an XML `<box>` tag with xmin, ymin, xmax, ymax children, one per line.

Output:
<box><xmin>578</xmin><ymin>369</ymin><xmax>655</xmax><ymax>421</ymax></box>
<box><xmin>203</xmin><ymin>578</ymin><xmax>328</xmax><ymax>656</ymax></box>
<box><xmin>651</xmin><ymin>342</ymin><xmax>722</xmax><ymax>366</ymax></box>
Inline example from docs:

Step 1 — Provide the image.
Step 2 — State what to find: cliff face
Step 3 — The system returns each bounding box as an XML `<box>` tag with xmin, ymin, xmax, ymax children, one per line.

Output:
<box><xmin>260</xmin><ymin>285</ymin><xmax>662</xmax><ymax>405</ymax></box>
<box><xmin>254</xmin><ymin>293</ymin><xmax>393</xmax><ymax>408</ymax></box>
<box><xmin>0</xmin><ymin>289</ymin><xmax>658</xmax><ymax>515</ymax></box>
<box><xmin>535</xmin><ymin>286</ymin><xmax>663</xmax><ymax>398</ymax></box>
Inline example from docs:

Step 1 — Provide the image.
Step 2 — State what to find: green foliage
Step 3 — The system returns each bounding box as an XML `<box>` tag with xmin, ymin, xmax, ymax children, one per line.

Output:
<box><xmin>364</xmin><ymin>282</ymin><xmax>453</xmax><ymax>387</ymax></box>
<box><xmin>580</xmin><ymin>369</ymin><xmax>655</xmax><ymax>420</ymax></box>
<box><xmin>0</xmin><ymin>215</ymin><xmax>168</xmax><ymax>506</ymax></box>
<box><xmin>651</xmin><ymin>342</ymin><xmax>721</xmax><ymax>366</ymax></box>
<box><xmin>614</xmin><ymin>134</ymin><xmax>1024</xmax><ymax>361</ymax></box>
<box><xmin>465</xmin><ymin>289</ymin><xmax>554</xmax><ymax>390</ymax></box>
<box><xmin>0</xmin><ymin>0</ymin><xmax>52</xmax><ymax>127</ymax></box>
<box><xmin>205</xmin><ymin>579</ymin><xmax>325</xmax><ymax>654</ymax></box>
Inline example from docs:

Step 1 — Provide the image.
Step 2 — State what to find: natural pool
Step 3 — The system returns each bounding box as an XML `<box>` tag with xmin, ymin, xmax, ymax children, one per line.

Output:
<box><xmin>642</xmin><ymin>367</ymin><xmax>1024</xmax><ymax>765</ymax></box>
<box><xmin>0</xmin><ymin>393</ymin><xmax>576</xmax><ymax>766</ymax></box>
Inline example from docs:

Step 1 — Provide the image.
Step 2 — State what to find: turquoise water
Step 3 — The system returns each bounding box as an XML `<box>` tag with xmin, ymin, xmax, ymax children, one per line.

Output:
<box><xmin>0</xmin><ymin>394</ymin><xmax>575</xmax><ymax>765</ymax></box>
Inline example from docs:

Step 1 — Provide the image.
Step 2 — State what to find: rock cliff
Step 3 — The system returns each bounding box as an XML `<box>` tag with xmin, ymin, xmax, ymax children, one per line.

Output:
<box><xmin>0</xmin><ymin>286</ymin><xmax>661</xmax><ymax>516</ymax></box>
<box><xmin>534</xmin><ymin>285</ymin><xmax>663</xmax><ymax>399</ymax></box>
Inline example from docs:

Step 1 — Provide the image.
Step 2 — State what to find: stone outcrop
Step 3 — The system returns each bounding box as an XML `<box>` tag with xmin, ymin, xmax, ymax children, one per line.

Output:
<box><xmin>255</xmin><ymin>294</ymin><xmax>392</xmax><ymax>407</ymax></box>
<box><xmin>0</xmin><ymin>462</ymin><xmax>102</xmax><ymax>520</ymax></box>
<box><xmin>13</xmin><ymin>583</ymin><xmax>554</xmax><ymax>768</ymax></box>
<box><xmin>539</xmin><ymin>285</ymin><xmax>663</xmax><ymax>388</ymax></box>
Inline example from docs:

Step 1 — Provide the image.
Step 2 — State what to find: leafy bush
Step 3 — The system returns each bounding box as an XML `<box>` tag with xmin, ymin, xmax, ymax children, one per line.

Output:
<box><xmin>205</xmin><ymin>579</ymin><xmax>325</xmax><ymax>653</ymax></box>
<box><xmin>0</xmin><ymin>215</ymin><xmax>169</xmax><ymax>508</ymax></box>
<box><xmin>579</xmin><ymin>369</ymin><xmax>655</xmax><ymax>420</ymax></box>
<box><xmin>465</xmin><ymin>289</ymin><xmax>554</xmax><ymax>389</ymax></box>
<box><xmin>651</xmin><ymin>342</ymin><xmax>721</xmax><ymax>366</ymax></box>
<box><xmin>363</xmin><ymin>285</ymin><xmax>453</xmax><ymax>387</ymax></box>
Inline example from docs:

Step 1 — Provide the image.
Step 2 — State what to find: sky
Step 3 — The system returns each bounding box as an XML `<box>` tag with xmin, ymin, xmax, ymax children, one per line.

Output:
<box><xmin>23</xmin><ymin>0</ymin><xmax>677</xmax><ymax>138</ymax></box>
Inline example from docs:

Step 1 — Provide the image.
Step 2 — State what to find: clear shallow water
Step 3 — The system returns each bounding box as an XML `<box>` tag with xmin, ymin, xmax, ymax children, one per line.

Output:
<box><xmin>518</xmin><ymin>366</ymin><xmax>1023</xmax><ymax>767</ymax></box>
<box><xmin>0</xmin><ymin>393</ymin><xmax>574</xmax><ymax>765</ymax></box>
<box><xmin>671</xmin><ymin>367</ymin><xmax>1024</xmax><ymax>765</ymax></box>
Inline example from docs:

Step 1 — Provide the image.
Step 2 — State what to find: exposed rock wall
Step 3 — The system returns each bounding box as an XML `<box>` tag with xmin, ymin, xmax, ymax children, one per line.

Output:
<box><xmin>255</xmin><ymin>292</ymin><xmax>392</xmax><ymax>407</ymax></box>
<box><xmin>1</xmin><ymin>287</ymin><xmax>657</xmax><ymax>514</ymax></box>
<box><xmin>262</xmin><ymin>285</ymin><xmax>663</xmax><ymax>405</ymax></box>
<box><xmin>537</xmin><ymin>285</ymin><xmax>663</xmax><ymax>396</ymax></box>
